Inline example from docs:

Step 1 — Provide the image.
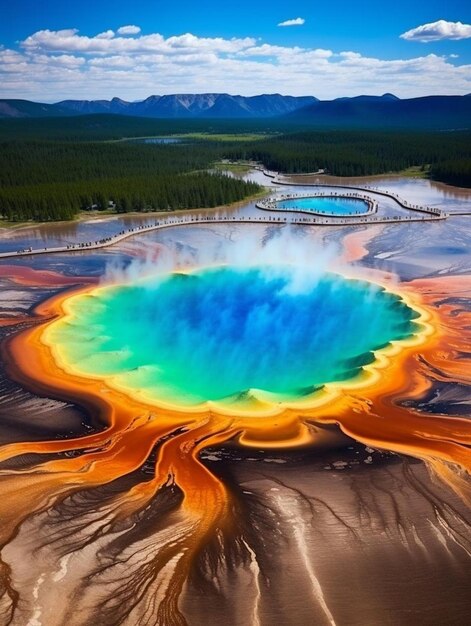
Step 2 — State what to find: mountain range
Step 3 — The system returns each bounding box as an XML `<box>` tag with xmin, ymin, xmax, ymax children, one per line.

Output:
<box><xmin>0</xmin><ymin>94</ymin><xmax>317</xmax><ymax>119</ymax></box>
<box><xmin>0</xmin><ymin>93</ymin><xmax>470</xmax><ymax>129</ymax></box>
<box><xmin>284</xmin><ymin>94</ymin><xmax>471</xmax><ymax>129</ymax></box>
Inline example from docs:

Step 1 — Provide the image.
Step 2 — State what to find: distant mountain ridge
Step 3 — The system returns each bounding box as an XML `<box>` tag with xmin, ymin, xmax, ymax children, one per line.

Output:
<box><xmin>0</xmin><ymin>93</ymin><xmax>469</xmax><ymax>129</ymax></box>
<box><xmin>0</xmin><ymin>99</ymin><xmax>73</xmax><ymax>118</ymax></box>
<box><xmin>284</xmin><ymin>94</ymin><xmax>471</xmax><ymax>129</ymax></box>
<box><xmin>54</xmin><ymin>94</ymin><xmax>318</xmax><ymax>119</ymax></box>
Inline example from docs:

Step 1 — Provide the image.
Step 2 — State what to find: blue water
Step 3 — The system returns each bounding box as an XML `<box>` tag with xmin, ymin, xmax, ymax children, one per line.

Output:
<box><xmin>49</xmin><ymin>266</ymin><xmax>418</xmax><ymax>407</ymax></box>
<box><xmin>276</xmin><ymin>197</ymin><xmax>370</xmax><ymax>216</ymax></box>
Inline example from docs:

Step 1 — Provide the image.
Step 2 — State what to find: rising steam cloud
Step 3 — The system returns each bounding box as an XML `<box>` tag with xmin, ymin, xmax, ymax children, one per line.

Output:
<box><xmin>102</xmin><ymin>226</ymin><xmax>341</xmax><ymax>295</ymax></box>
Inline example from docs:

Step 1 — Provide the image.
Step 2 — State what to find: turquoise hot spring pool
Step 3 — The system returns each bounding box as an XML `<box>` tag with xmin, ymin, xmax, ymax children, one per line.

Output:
<box><xmin>46</xmin><ymin>266</ymin><xmax>419</xmax><ymax>408</ymax></box>
<box><xmin>276</xmin><ymin>196</ymin><xmax>371</xmax><ymax>216</ymax></box>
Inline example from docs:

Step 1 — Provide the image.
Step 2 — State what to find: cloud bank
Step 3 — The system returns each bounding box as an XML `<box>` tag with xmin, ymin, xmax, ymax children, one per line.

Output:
<box><xmin>0</xmin><ymin>26</ymin><xmax>469</xmax><ymax>101</ymax></box>
<box><xmin>400</xmin><ymin>20</ymin><xmax>471</xmax><ymax>42</ymax></box>
<box><xmin>278</xmin><ymin>18</ymin><xmax>305</xmax><ymax>27</ymax></box>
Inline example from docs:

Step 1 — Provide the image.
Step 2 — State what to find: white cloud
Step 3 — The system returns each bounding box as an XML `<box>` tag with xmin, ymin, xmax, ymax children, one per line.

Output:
<box><xmin>278</xmin><ymin>18</ymin><xmax>305</xmax><ymax>27</ymax></box>
<box><xmin>400</xmin><ymin>20</ymin><xmax>471</xmax><ymax>42</ymax></box>
<box><xmin>96</xmin><ymin>30</ymin><xmax>115</xmax><ymax>40</ymax></box>
<box><xmin>21</xmin><ymin>29</ymin><xmax>256</xmax><ymax>55</ymax></box>
<box><xmin>339</xmin><ymin>51</ymin><xmax>362</xmax><ymax>60</ymax></box>
<box><xmin>45</xmin><ymin>54</ymin><xmax>86</xmax><ymax>67</ymax></box>
<box><xmin>117</xmin><ymin>25</ymin><xmax>141</xmax><ymax>36</ymax></box>
<box><xmin>238</xmin><ymin>44</ymin><xmax>333</xmax><ymax>61</ymax></box>
<box><xmin>0</xmin><ymin>27</ymin><xmax>470</xmax><ymax>101</ymax></box>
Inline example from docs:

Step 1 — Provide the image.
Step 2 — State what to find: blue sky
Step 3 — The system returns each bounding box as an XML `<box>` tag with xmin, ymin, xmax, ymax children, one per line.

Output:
<box><xmin>1</xmin><ymin>0</ymin><xmax>470</xmax><ymax>100</ymax></box>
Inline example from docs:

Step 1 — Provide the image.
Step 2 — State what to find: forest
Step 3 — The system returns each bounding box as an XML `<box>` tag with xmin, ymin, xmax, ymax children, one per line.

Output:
<box><xmin>226</xmin><ymin>130</ymin><xmax>471</xmax><ymax>181</ymax></box>
<box><xmin>0</xmin><ymin>116</ymin><xmax>470</xmax><ymax>222</ymax></box>
<box><xmin>0</xmin><ymin>140</ymin><xmax>261</xmax><ymax>221</ymax></box>
<box><xmin>0</xmin><ymin>115</ymin><xmax>279</xmax><ymax>142</ymax></box>
<box><xmin>429</xmin><ymin>160</ymin><xmax>471</xmax><ymax>188</ymax></box>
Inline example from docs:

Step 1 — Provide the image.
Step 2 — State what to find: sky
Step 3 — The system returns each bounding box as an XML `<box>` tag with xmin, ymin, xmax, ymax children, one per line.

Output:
<box><xmin>0</xmin><ymin>0</ymin><xmax>470</xmax><ymax>101</ymax></box>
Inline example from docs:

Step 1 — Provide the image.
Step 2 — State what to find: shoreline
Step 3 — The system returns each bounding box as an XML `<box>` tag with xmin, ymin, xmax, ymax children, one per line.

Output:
<box><xmin>285</xmin><ymin>171</ymin><xmax>471</xmax><ymax>193</ymax></box>
<box><xmin>0</xmin><ymin>187</ymin><xmax>269</xmax><ymax>234</ymax></box>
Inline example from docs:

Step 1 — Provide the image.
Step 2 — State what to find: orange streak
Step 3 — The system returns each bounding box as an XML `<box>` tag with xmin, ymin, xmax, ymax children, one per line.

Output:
<box><xmin>339</xmin><ymin>224</ymin><xmax>384</xmax><ymax>263</ymax></box>
<box><xmin>0</xmin><ymin>264</ymin><xmax>98</xmax><ymax>287</ymax></box>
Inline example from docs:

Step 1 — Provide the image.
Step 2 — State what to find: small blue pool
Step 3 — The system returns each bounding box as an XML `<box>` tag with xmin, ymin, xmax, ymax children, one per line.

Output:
<box><xmin>276</xmin><ymin>196</ymin><xmax>371</xmax><ymax>216</ymax></box>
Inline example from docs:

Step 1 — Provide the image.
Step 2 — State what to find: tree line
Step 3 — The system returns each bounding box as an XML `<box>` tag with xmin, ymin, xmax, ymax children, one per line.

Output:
<box><xmin>227</xmin><ymin>130</ymin><xmax>471</xmax><ymax>185</ymax></box>
<box><xmin>429</xmin><ymin>160</ymin><xmax>471</xmax><ymax>188</ymax></box>
<box><xmin>0</xmin><ymin>115</ymin><xmax>281</xmax><ymax>142</ymax></box>
<box><xmin>0</xmin><ymin>140</ymin><xmax>261</xmax><ymax>221</ymax></box>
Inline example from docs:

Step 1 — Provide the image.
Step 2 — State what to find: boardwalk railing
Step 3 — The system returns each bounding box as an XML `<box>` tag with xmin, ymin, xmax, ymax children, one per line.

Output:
<box><xmin>257</xmin><ymin>192</ymin><xmax>378</xmax><ymax>217</ymax></box>
<box><xmin>0</xmin><ymin>207</ymin><xmax>448</xmax><ymax>260</ymax></box>
<box><xmin>267</xmin><ymin>173</ymin><xmax>447</xmax><ymax>218</ymax></box>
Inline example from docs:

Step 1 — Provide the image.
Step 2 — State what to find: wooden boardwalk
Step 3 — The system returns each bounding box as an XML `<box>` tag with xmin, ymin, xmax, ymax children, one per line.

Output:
<box><xmin>261</xmin><ymin>170</ymin><xmax>447</xmax><ymax>218</ymax></box>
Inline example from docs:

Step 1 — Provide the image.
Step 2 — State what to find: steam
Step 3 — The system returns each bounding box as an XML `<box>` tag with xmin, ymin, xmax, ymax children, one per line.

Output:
<box><xmin>53</xmin><ymin>225</ymin><xmax>420</xmax><ymax>408</ymax></box>
<box><xmin>102</xmin><ymin>225</ymin><xmax>340</xmax><ymax>295</ymax></box>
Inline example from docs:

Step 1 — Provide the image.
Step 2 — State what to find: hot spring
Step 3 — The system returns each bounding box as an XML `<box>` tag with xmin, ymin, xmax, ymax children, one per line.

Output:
<box><xmin>45</xmin><ymin>266</ymin><xmax>420</xmax><ymax>410</ymax></box>
<box><xmin>276</xmin><ymin>197</ymin><xmax>370</xmax><ymax>216</ymax></box>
